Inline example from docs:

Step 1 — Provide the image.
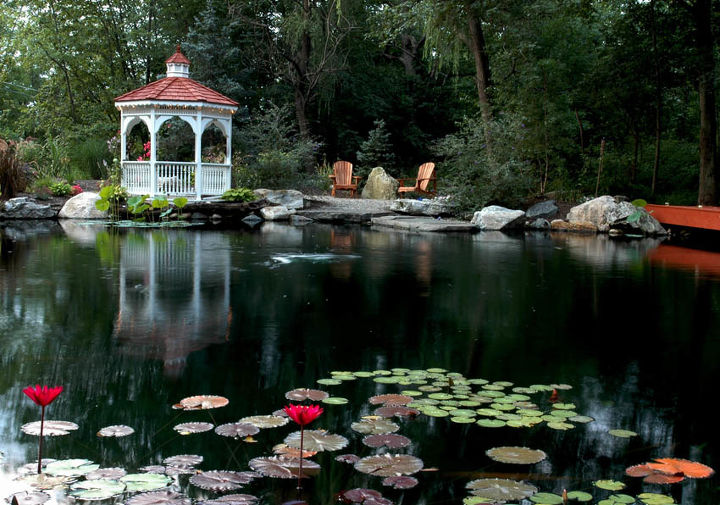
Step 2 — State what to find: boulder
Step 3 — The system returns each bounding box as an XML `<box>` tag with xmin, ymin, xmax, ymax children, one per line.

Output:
<box><xmin>526</xmin><ymin>200</ymin><xmax>558</xmax><ymax>219</ymax></box>
<box><xmin>526</xmin><ymin>218</ymin><xmax>551</xmax><ymax>230</ymax></box>
<box><xmin>372</xmin><ymin>215</ymin><xmax>478</xmax><ymax>233</ymax></box>
<box><xmin>567</xmin><ymin>195</ymin><xmax>666</xmax><ymax>235</ymax></box>
<box><xmin>241</xmin><ymin>214</ymin><xmax>263</xmax><ymax>227</ymax></box>
<box><xmin>260</xmin><ymin>205</ymin><xmax>295</xmax><ymax>221</ymax></box>
<box><xmin>254</xmin><ymin>189</ymin><xmax>304</xmax><ymax>210</ymax></box>
<box><xmin>0</xmin><ymin>197</ymin><xmax>56</xmax><ymax>219</ymax></box>
<box><xmin>390</xmin><ymin>198</ymin><xmax>453</xmax><ymax>217</ymax></box>
<box><xmin>361</xmin><ymin>167</ymin><xmax>399</xmax><ymax>200</ymax></box>
<box><xmin>551</xmin><ymin>219</ymin><xmax>598</xmax><ymax>233</ymax></box>
<box><xmin>289</xmin><ymin>215</ymin><xmax>313</xmax><ymax>226</ymax></box>
<box><xmin>471</xmin><ymin>205</ymin><xmax>525</xmax><ymax>230</ymax></box>
<box><xmin>58</xmin><ymin>192</ymin><xmax>107</xmax><ymax>219</ymax></box>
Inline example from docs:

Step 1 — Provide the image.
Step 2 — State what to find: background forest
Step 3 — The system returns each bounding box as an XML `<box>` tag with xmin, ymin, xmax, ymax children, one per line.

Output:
<box><xmin>0</xmin><ymin>0</ymin><xmax>718</xmax><ymax>211</ymax></box>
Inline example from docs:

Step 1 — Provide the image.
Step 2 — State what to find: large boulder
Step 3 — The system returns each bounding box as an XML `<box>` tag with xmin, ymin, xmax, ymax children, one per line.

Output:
<box><xmin>567</xmin><ymin>195</ymin><xmax>666</xmax><ymax>235</ymax></box>
<box><xmin>390</xmin><ymin>198</ymin><xmax>453</xmax><ymax>217</ymax></box>
<box><xmin>254</xmin><ymin>189</ymin><xmax>304</xmax><ymax>210</ymax></box>
<box><xmin>361</xmin><ymin>167</ymin><xmax>398</xmax><ymax>200</ymax></box>
<box><xmin>551</xmin><ymin>219</ymin><xmax>598</xmax><ymax>233</ymax></box>
<box><xmin>471</xmin><ymin>205</ymin><xmax>525</xmax><ymax>230</ymax></box>
<box><xmin>0</xmin><ymin>197</ymin><xmax>56</xmax><ymax>219</ymax></box>
<box><xmin>58</xmin><ymin>192</ymin><xmax>107</xmax><ymax>219</ymax></box>
<box><xmin>526</xmin><ymin>199</ymin><xmax>558</xmax><ymax>219</ymax></box>
<box><xmin>260</xmin><ymin>205</ymin><xmax>295</xmax><ymax>221</ymax></box>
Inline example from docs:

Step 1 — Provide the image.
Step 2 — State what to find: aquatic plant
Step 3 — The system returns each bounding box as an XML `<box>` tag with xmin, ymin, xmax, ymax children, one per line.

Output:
<box><xmin>283</xmin><ymin>403</ymin><xmax>323</xmax><ymax>491</ymax></box>
<box><xmin>22</xmin><ymin>385</ymin><xmax>63</xmax><ymax>474</ymax></box>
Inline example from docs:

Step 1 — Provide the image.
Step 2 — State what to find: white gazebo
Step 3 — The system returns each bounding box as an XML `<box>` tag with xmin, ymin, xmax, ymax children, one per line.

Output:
<box><xmin>115</xmin><ymin>46</ymin><xmax>238</xmax><ymax>199</ymax></box>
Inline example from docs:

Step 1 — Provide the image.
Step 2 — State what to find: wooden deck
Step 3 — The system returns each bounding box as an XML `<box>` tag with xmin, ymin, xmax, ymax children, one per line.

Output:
<box><xmin>645</xmin><ymin>204</ymin><xmax>720</xmax><ymax>231</ymax></box>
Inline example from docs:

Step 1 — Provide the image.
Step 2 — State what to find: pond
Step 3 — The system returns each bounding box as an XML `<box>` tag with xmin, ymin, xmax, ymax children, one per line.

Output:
<box><xmin>0</xmin><ymin>221</ymin><xmax>719</xmax><ymax>504</ymax></box>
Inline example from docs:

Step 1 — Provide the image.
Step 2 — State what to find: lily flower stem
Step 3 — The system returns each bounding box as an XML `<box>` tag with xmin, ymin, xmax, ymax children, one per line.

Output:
<box><xmin>37</xmin><ymin>405</ymin><xmax>45</xmax><ymax>474</ymax></box>
<box><xmin>297</xmin><ymin>426</ymin><xmax>305</xmax><ymax>492</ymax></box>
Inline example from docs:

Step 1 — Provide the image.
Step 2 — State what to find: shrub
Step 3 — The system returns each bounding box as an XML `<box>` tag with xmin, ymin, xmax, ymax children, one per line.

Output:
<box><xmin>70</xmin><ymin>137</ymin><xmax>110</xmax><ymax>179</ymax></box>
<box><xmin>434</xmin><ymin>114</ymin><xmax>534</xmax><ymax>215</ymax></box>
<box><xmin>49</xmin><ymin>181</ymin><xmax>73</xmax><ymax>196</ymax></box>
<box><xmin>0</xmin><ymin>139</ymin><xmax>26</xmax><ymax>199</ymax></box>
<box><xmin>356</xmin><ymin>119</ymin><xmax>396</xmax><ymax>178</ymax></box>
<box><xmin>17</xmin><ymin>137</ymin><xmax>72</xmax><ymax>180</ymax></box>
<box><xmin>221</xmin><ymin>187</ymin><xmax>257</xmax><ymax>202</ymax></box>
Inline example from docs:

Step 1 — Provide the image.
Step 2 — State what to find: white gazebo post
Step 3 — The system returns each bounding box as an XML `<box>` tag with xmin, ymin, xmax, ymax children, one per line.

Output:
<box><xmin>114</xmin><ymin>46</ymin><xmax>238</xmax><ymax>199</ymax></box>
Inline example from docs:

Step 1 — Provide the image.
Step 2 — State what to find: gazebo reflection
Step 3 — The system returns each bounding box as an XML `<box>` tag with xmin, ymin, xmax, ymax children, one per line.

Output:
<box><xmin>113</xmin><ymin>230</ymin><xmax>231</xmax><ymax>378</ymax></box>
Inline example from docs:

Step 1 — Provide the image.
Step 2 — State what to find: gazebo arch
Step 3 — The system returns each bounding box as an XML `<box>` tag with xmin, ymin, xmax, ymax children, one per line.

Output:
<box><xmin>114</xmin><ymin>46</ymin><xmax>238</xmax><ymax>200</ymax></box>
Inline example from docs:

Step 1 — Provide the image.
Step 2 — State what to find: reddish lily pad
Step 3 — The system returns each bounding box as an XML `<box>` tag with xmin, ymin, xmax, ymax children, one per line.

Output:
<box><xmin>6</xmin><ymin>492</ymin><xmax>51</xmax><ymax>505</ymax></box>
<box><xmin>125</xmin><ymin>491</ymin><xmax>190</xmax><ymax>505</ymax></box>
<box><xmin>643</xmin><ymin>473</ymin><xmax>685</xmax><ymax>484</ymax></box>
<box><xmin>368</xmin><ymin>394</ymin><xmax>414</xmax><ymax>405</ymax></box>
<box><xmin>85</xmin><ymin>467</ymin><xmax>128</xmax><ymax>480</ymax></box>
<box><xmin>248</xmin><ymin>456</ymin><xmax>319</xmax><ymax>479</ymax></box>
<box><xmin>284</xmin><ymin>429</ymin><xmax>349</xmax><ymax>452</ymax></box>
<box><xmin>362</xmin><ymin>434</ymin><xmax>411</xmax><ymax>449</ymax></box>
<box><xmin>196</xmin><ymin>495</ymin><xmax>258</xmax><ymax>505</ymax></box>
<box><xmin>173</xmin><ymin>422</ymin><xmax>214</xmax><ymax>435</ymax></box>
<box><xmin>355</xmin><ymin>454</ymin><xmax>424</xmax><ymax>477</ymax></box>
<box><xmin>163</xmin><ymin>454</ymin><xmax>203</xmax><ymax>467</ymax></box>
<box><xmin>273</xmin><ymin>443</ymin><xmax>317</xmax><ymax>458</ymax></box>
<box><xmin>653</xmin><ymin>458</ymin><xmax>715</xmax><ymax>478</ymax></box>
<box><xmin>173</xmin><ymin>395</ymin><xmax>229</xmax><ymax>410</ymax></box>
<box><xmin>374</xmin><ymin>406</ymin><xmax>420</xmax><ymax>418</ymax></box>
<box><xmin>215</xmin><ymin>423</ymin><xmax>260</xmax><ymax>438</ymax></box>
<box><xmin>190</xmin><ymin>471</ymin><xmax>254</xmax><ymax>491</ymax></box>
<box><xmin>626</xmin><ymin>464</ymin><xmax>654</xmax><ymax>477</ymax></box>
<box><xmin>21</xmin><ymin>420</ymin><xmax>79</xmax><ymax>436</ymax></box>
<box><xmin>351</xmin><ymin>418</ymin><xmax>400</xmax><ymax>435</ymax></box>
<box><xmin>341</xmin><ymin>488</ymin><xmax>392</xmax><ymax>505</ymax></box>
<box><xmin>336</xmin><ymin>454</ymin><xmax>361</xmax><ymax>464</ymax></box>
<box><xmin>97</xmin><ymin>425</ymin><xmax>135</xmax><ymax>437</ymax></box>
<box><xmin>382</xmin><ymin>475</ymin><xmax>418</xmax><ymax>489</ymax></box>
<box><xmin>239</xmin><ymin>415</ymin><xmax>289</xmax><ymax>428</ymax></box>
<box><xmin>285</xmin><ymin>388</ymin><xmax>329</xmax><ymax>401</ymax></box>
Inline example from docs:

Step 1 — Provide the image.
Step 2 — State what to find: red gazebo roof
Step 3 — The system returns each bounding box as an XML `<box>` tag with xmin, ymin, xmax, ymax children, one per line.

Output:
<box><xmin>165</xmin><ymin>45</ymin><xmax>191</xmax><ymax>65</ymax></box>
<box><xmin>115</xmin><ymin>78</ymin><xmax>238</xmax><ymax>106</ymax></box>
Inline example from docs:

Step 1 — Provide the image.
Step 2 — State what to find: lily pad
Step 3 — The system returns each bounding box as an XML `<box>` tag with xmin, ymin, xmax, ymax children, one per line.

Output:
<box><xmin>530</xmin><ymin>492</ymin><xmax>563</xmax><ymax>504</ymax></box>
<box><xmin>196</xmin><ymin>494</ymin><xmax>258</xmax><ymax>505</ymax></box>
<box><xmin>637</xmin><ymin>493</ymin><xmax>675</xmax><ymax>504</ymax></box>
<box><xmin>285</xmin><ymin>388</ymin><xmax>329</xmax><ymax>401</ymax></box>
<box><xmin>466</xmin><ymin>478</ymin><xmax>538</xmax><ymax>501</ymax></box>
<box><xmin>374</xmin><ymin>406</ymin><xmax>419</xmax><ymax>418</ymax></box>
<box><xmin>322</xmin><ymin>397</ymin><xmax>349</xmax><ymax>405</ymax></box>
<box><xmin>609</xmin><ymin>429</ymin><xmax>637</xmax><ymax>438</ymax></box>
<box><xmin>85</xmin><ymin>467</ymin><xmax>127</xmax><ymax>480</ymax></box>
<box><xmin>125</xmin><ymin>491</ymin><xmax>190</xmax><ymax>505</ymax></box>
<box><xmin>552</xmin><ymin>403</ymin><xmax>576</xmax><ymax>410</ymax></box>
<box><xmin>355</xmin><ymin>454</ymin><xmax>424</xmax><ymax>477</ymax></box>
<box><xmin>568</xmin><ymin>415</ymin><xmax>595</xmax><ymax>424</ymax></box>
<box><xmin>97</xmin><ymin>425</ymin><xmax>135</xmax><ymax>437</ymax></box>
<box><xmin>174</xmin><ymin>422</ymin><xmax>214</xmax><ymax>435</ymax></box>
<box><xmin>45</xmin><ymin>459</ymin><xmax>100</xmax><ymax>477</ymax></box>
<box><xmin>451</xmin><ymin>417</ymin><xmax>476</xmax><ymax>424</ymax></box>
<box><xmin>362</xmin><ymin>434</ymin><xmax>411</xmax><ymax>449</ymax></box>
<box><xmin>6</xmin><ymin>492</ymin><xmax>51</xmax><ymax>505</ymax></box>
<box><xmin>566</xmin><ymin>491</ymin><xmax>593</xmax><ymax>502</ymax></box>
<box><xmin>340</xmin><ymin>488</ymin><xmax>386</xmax><ymax>504</ymax></box>
<box><xmin>382</xmin><ymin>475</ymin><xmax>418</xmax><ymax>489</ymax></box>
<box><xmin>351</xmin><ymin>418</ymin><xmax>399</xmax><ymax>435</ymax></box>
<box><xmin>272</xmin><ymin>443</ymin><xmax>317</xmax><ymax>458</ymax></box>
<box><xmin>593</xmin><ymin>480</ymin><xmax>626</xmax><ymax>491</ymax></box>
<box><xmin>476</xmin><ymin>419</ymin><xmax>505</xmax><ymax>428</ymax></box>
<box><xmin>607</xmin><ymin>494</ymin><xmax>636</xmax><ymax>504</ymax></box>
<box><xmin>215</xmin><ymin>423</ymin><xmax>260</xmax><ymax>439</ymax></box>
<box><xmin>173</xmin><ymin>395</ymin><xmax>229</xmax><ymax>410</ymax></box>
<box><xmin>69</xmin><ymin>479</ymin><xmax>126</xmax><ymax>500</ymax></box>
<box><xmin>21</xmin><ymin>420</ymin><xmax>79</xmax><ymax>436</ymax></box>
<box><xmin>335</xmin><ymin>454</ymin><xmax>360</xmax><ymax>464</ymax></box>
<box><xmin>239</xmin><ymin>415</ymin><xmax>289</xmax><ymax>429</ymax></box>
<box><xmin>374</xmin><ymin>376</ymin><xmax>401</xmax><ymax>384</ymax></box>
<box><xmin>190</xmin><ymin>471</ymin><xmax>253</xmax><ymax>491</ymax></box>
<box><xmin>652</xmin><ymin>458</ymin><xmax>715</xmax><ymax>478</ymax></box>
<box><xmin>284</xmin><ymin>429</ymin><xmax>349</xmax><ymax>451</ymax></box>
<box><xmin>163</xmin><ymin>454</ymin><xmax>203</xmax><ymax>467</ymax></box>
<box><xmin>486</xmin><ymin>446</ymin><xmax>547</xmax><ymax>464</ymax></box>
<box><xmin>369</xmin><ymin>394</ymin><xmax>414</xmax><ymax>405</ymax></box>
<box><xmin>546</xmin><ymin>421</ymin><xmax>574</xmax><ymax>430</ymax></box>
<box><xmin>248</xmin><ymin>456</ymin><xmax>319</xmax><ymax>478</ymax></box>
<box><xmin>121</xmin><ymin>473</ymin><xmax>173</xmax><ymax>492</ymax></box>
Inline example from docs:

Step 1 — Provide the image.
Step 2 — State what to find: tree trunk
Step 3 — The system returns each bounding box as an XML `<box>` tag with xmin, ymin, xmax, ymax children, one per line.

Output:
<box><xmin>293</xmin><ymin>0</ymin><xmax>312</xmax><ymax>139</ymax></box>
<box><xmin>465</xmin><ymin>4</ymin><xmax>492</xmax><ymax>122</ymax></box>
<box><xmin>650</xmin><ymin>0</ymin><xmax>661</xmax><ymax>196</ymax></box>
<box><xmin>694</xmin><ymin>0</ymin><xmax>718</xmax><ymax>205</ymax></box>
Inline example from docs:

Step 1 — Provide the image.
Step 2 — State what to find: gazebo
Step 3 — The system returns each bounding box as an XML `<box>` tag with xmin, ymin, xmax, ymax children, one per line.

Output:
<box><xmin>115</xmin><ymin>46</ymin><xmax>238</xmax><ymax>200</ymax></box>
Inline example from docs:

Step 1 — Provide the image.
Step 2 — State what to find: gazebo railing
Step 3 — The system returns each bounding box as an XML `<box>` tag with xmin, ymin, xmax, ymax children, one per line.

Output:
<box><xmin>121</xmin><ymin>161</ymin><xmax>231</xmax><ymax>198</ymax></box>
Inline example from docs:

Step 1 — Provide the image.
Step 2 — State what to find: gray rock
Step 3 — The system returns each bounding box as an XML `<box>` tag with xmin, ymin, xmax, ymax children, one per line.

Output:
<box><xmin>58</xmin><ymin>192</ymin><xmax>107</xmax><ymax>219</ymax></box>
<box><xmin>0</xmin><ymin>197</ymin><xmax>56</xmax><ymax>219</ymax></box>
<box><xmin>567</xmin><ymin>196</ymin><xmax>666</xmax><ymax>235</ymax></box>
<box><xmin>210</xmin><ymin>214</ymin><xmax>222</xmax><ymax>221</ymax></box>
<box><xmin>372</xmin><ymin>215</ymin><xmax>478</xmax><ymax>233</ymax></box>
<box><xmin>471</xmin><ymin>205</ymin><xmax>525</xmax><ymax>230</ymax></box>
<box><xmin>289</xmin><ymin>214</ymin><xmax>313</xmax><ymax>226</ymax></box>
<box><xmin>551</xmin><ymin>219</ymin><xmax>598</xmax><ymax>233</ymax></box>
<box><xmin>526</xmin><ymin>200</ymin><xmax>558</xmax><ymax>219</ymax></box>
<box><xmin>390</xmin><ymin>198</ymin><xmax>453</xmax><ymax>217</ymax></box>
<box><xmin>361</xmin><ymin>167</ymin><xmax>398</xmax><ymax>200</ymax></box>
<box><xmin>254</xmin><ymin>189</ymin><xmax>304</xmax><ymax>210</ymax></box>
<box><xmin>260</xmin><ymin>205</ymin><xmax>295</xmax><ymax>221</ymax></box>
<box><xmin>190</xmin><ymin>212</ymin><xmax>208</xmax><ymax>221</ymax></box>
<box><xmin>526</xmin><ymin>218</ymin><xmax>551</xmax><ymax>230</ymax></box>
<box><xmin>241</xmin><ymin>214</ymin><xmax>263</xmax><ymax>227</ymax></box>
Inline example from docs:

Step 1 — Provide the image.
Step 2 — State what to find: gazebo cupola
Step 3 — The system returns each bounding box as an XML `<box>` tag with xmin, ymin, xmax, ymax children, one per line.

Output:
<box><xmin>114</xmin><ymin>46</ymin><xmax>238</xmax><ymax>200</ymax></box>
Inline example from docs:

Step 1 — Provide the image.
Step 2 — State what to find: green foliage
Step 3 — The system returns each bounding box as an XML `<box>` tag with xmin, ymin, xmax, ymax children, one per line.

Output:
<box><xmin>434</xmin><ymin>114</ymin><xmax>533</xmax><ymax>215</ymax></box>
<box><xmin>356</xmin><ymin>119</ymin><xmax>396</xmax><ymax>178</ymax></box>
<box><xmin>48</xmin><ymin>181</ymin><xmax>72</xmax><ymax>196</ymax></box>
<box><xmin>95</xmin><ymin>184</ymin><xmax>128</xmax><ymax>220</ymax></box>
<box><xmin>221</xmin><ymin>188</ymin><xmax>257</xmax><ymax>202</ymax></box>
<box><xmin>0</xmin><ymin>140</ymin><xmax>26</xmax><ymax>199</ymax></box>
<box><xmin>69</xmin><ymin>137</ymin><xmax>110</xmax><ymax>179</ymax></box>
<box><xmin>17</xmin><ymin>137</ymin><xmax>71</xmax><ymax>179</ymax></box>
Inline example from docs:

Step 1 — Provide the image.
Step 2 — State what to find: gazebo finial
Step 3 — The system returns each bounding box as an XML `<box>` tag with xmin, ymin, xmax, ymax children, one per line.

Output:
<box><xmin>166</xmin><ymin>45</ymin><xmax>191</xmax><ymax>78</ymax></box>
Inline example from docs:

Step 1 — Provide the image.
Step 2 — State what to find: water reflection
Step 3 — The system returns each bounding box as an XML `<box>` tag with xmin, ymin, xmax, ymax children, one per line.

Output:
<box><xmin>0</xmin><ymin>223</ymin><xmax>718</xmax><ymax>504</ymax></box>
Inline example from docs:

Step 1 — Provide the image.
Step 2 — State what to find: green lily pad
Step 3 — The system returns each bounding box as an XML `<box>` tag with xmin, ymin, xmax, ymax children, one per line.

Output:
<box><xmin>332</xmin><ymin>375</ymin><xmax>356</xmax><ymax>381</ymax></box>
<box><xmin>529</xmin><ymin>384</ymin><xmax>554</xmax><ymax>392</ymax></box>
<box><xmin>459</xmin><ymin>400</ymin><xmax>482</xmax><ymax>407</ymax></box>
<box><xmin>530</xmin><ymin>492</ymin><xmax>564</xmax><ymax>504</ymax></box>
<box><xmin>550</xmin><ymin>410</ymin><xmax>577</xmax><ymax>418</ymax></box>
<box><xmin>608</xmin><ymin>494</ymin><xmax>636</xmax><ymax>504</ymax></box>
<box><xmin>609</xmin><ymin>429</ymin><xmax>637</xmax><ymax>438</ymax></box>
<box><xmin>401</xmin><ymin>390</ymin><xmax>422</xmax><ymax>396</ymax></box>
<box><xmin>317</xmin><ymin>378</ymin><xmax>342</xmax><ymax>385</ymax></box>
<box><xmin>546</xmin><ymin>421</ymin><xmax>574</xmax><ymax>430</ymax></box>
<box><xmin>493</xmin><ymin>381</ymin><xmax>514</xmax><ymax>387</ymax></box>
<box><xmin>490</xmin><ymin>403</ymin><xmax>515</xmax><ymax>411</ymax></box>
<box><xmin>637</xmin><ymin>493</ymin><xmax>675</xmax><ymax>504</ymax></box>
<box><xmin>552</xmin><ymin>403</ymin><xmax>576</xmax><ymax>410</ymax></box>
<box><xmin>512</xmin><ymin>387</ymin><xmax>536</xmax><ymax>394</ymax></box>
<box><xmin>120</xmin><ymin>473</ymin><xmax>172</xmax><ymax>491</ymax></box>
<box><xmin>322</xmin><ymin>397</ymin><xmax>349</xmax><ymax>405</ymax></box>
<box><xmin>593</xmin><ymin>480</ymin><xmax>626</xmax><ymax>491</ymax></box>
<box><xmin>476</xmin><ymin>419</ymin><xmax>506</xmax><ymax>428</ymax></box>
<box><xmin>424</xmin><ymin>409</ymin><xmax>450</xmax><ymax>417</ymax></box>
<box><xmin>426</xmin><ymin>368</ymin><xmax>446</xmax><ymax>373</ymax></box>
<box><xmin>566</xmin><ymin>491</ymin><xmax>593</xmax><ymax>502</ymax></box>
<box><xmin>69</xmin><ymin>479</ymin><xmax>126</xmax><ymax>500</ymax></box>
<box><xmin>374</xmin><ymin>376</ymin><xmax>401</xmax><ymax>384</ymax></box>
<box><xmin>392</xmin><ymin>368</ymin><xmax>410</xmax><ymax>373</ymax></box>
<box><xmin>517</xmin><ymin>409</ymin><xmax>543</xmax><ymax>417</ymax></box>
<box><xmin>428</xmin><ymin>393</ymin><xmax>454</xmax><ymax>400</ymax></box>
<box><xmin>451</xmin><ymin>417</ymin><xmax>477</xmax><ymax>424</ymax></box>
<box><xmin>449</xmin><ymin>409</ymin><xmax>477</xmax><ymax>417</ymax></box>
<box><xmin>463</xmin><ymin>496</ymin><xmax>497</xmax><ymax>505</ymax></box>
<box><xmin>45</xmin><ymin>459</ymin><xmax>100</xmax><ymax>477</ymax></box>
<box><xmin>480</xmin><ymin>390</ymin><xmax>505</xmax><ymax>398</ymax></box>
<box><xmin>467</xmin><ymin>378</ymin><xmax>489</xmax><ymax>385</ymax></box>
<box><xmin>353</xmin><ymin>371</ymin><xmax>374</xmax><ymax>378</ymax></box>
<box><xmin>482</xmin><ymin>384</ymin><xmax>506</xmax><ymax>391</ymax></box>
<box><xmin>477</xmin><ymin>408</ymin><xmax>502</xmax><ymax>417</ymax></box>
<box><xmin>568</xmin><ymin>415</ymin><xmax>595</xmax><ymax>424</ymax></box>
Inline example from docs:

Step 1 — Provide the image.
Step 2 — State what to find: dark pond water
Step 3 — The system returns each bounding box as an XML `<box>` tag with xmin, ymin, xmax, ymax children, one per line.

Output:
<box><xmin>1</xmin><ymin>221</ymin><xmax>719</xmax><ymax>504</ymax></box>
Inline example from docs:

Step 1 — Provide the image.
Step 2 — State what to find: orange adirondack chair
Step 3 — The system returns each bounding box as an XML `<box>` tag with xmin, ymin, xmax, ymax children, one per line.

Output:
<box><xmin>330</xmin><ymin>160</ymin><xmax>362</xmax><ymax>197</ymax></box>
<box><xmin>397</xmin><ymin>162</ymin><xmax>437</xmax><ymax>197</ymax></box>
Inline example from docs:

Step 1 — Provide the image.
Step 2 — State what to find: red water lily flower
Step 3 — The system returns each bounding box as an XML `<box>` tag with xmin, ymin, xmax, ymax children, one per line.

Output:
<box><xmin>284</xmin><ymin>404</ymin><xmax>323</xmax><ymax>426</ymax></box>
<box><xmin>23</xmin><ymin>385</ymin><xmax>63</xmax><ymax>407</ymax></box>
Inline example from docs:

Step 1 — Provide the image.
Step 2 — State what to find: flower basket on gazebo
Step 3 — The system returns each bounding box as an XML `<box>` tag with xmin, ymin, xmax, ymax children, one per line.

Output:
<box><xmin>114</xmin><ymin>46</ymin><xmax>238</xmax><ymax>200</ymax></box>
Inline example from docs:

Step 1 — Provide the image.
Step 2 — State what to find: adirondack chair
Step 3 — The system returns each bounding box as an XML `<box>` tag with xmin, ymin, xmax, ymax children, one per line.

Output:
<box><xmin>330</xmin><ymin>160</ymin><xmax>362</xmax><ymax>197</ymax></box>
<box><xmin>397</xmin><ymin>162</ymin><xmax>437</xmax><ymax>197</ymax></box>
